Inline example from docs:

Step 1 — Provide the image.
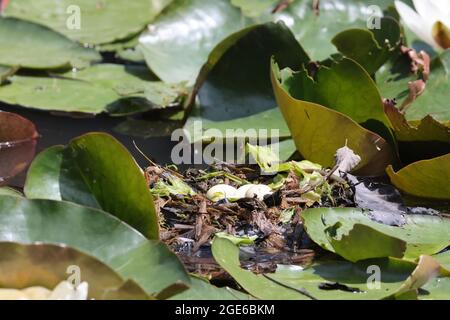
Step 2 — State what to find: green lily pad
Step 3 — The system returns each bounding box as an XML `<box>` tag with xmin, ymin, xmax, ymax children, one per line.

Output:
<box><xmin>272</xmin><ymin>60</ymin><xmax>395</xmax><ymax>175</ymax></box>
<box><xmin>276</xmin><ymin>57</ymin><xmax>396</xmax><ymax>147</ymax></box>
<box><xmin>0</xmin><ymin>242</ymin><xmax>150</xmax><ymax>300</ymax></box>
<box><xmin>332</xmin><ymin>17</ymin><xmax>402</xmax><ymax>74</ymax></box>
<box><xmin>24</xmin><ymin>133</ymin><xmax>159</xmax><ymax>239</ymax></box>
<box><xmin>0</xmin><ymin>17</ymin><xmax>100</xmax><ymax>69</ymax></box>
<box><xmin>253</xmin><ymin>0</ymin><xmax>399</xmax><ymax>61</ymax></box>
<box><xmin>63</xmin><ymin>64</ymin><xmax>188</xmax><ymax>109</ymax></box>
<box><xmin>377</xmin><ymin>50</ymin><xmax>450</xmax><ymax>122</ymax></box>
<box><xmin>386</xmin><ymin>154</ymin><xmax>450</xmax><ymax>200</ymax></box>
<box><xmin>0</xmin><ymin>195</ymin><xmax>190</xmax><ymax>296</ymax></box>
<box><xmin>327</xmin><ymin>223</ymin><xmax>407</xmax><ymax>262</ymax></box>
<box><xmin>3</xmin><ymin>0</ymin><xmax>172</xmax><ymax>45</ymax></box>
<box><xmin>138</xmin><ymin>0</ymin><xmax>246</xmax><ymax>84</ymax></box>
<box><xmin>0</xmin><ymin>65</ymin><xmax>17</xmax><ymax>83</ymax></box>
<box><xmin>433</xmin><ymin>251</ymin><xmax>450</xmax><ymax>273</ymax></box>
<box><xmin>185</xmin><ymin>21</ymin><xmax>309</xmax><ymax>142</ymax></box>
<box><xmin>420</xmin><ymin>277</ymin><xmax>450</xmax><ymax>300</ymax></box>
<box><xmin>0</xmin><ymin>75</ymin><xmax>120</xmax><ymax>114</ymax></box>
<box><xmin>302</xmin><ymin>207</ymin><xmax>450</xmax><ymax>259</ymax></box>
<box><xmin>212</xmin><ymin>237</ymin><xmax>439</xmax><ymax>300</ymax></box>
<box><xmin>231</xmin><ymin>0</ymin><xmax>278</xmax><ymax>17</ymax></box>
<box><xmin>0</xmin><ymin>64</ymin><xmax>185</xmax><ymax>115</ymax></box>
<box><xmin>170</xmin><ymin>276</ymin><xmax>252</xmax><ymax>300</ymax></box>
<box><xmin>0</xmin><ymin>187</ymin><xmax>22</xmax><ymax>197</ymax></box>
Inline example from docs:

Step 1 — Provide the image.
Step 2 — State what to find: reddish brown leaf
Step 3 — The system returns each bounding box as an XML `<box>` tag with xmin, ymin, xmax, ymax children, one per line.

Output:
<box><xmin>0</xmin><ymin>111</ymin><xmax>38</xmax><ymax>185</ymax></box>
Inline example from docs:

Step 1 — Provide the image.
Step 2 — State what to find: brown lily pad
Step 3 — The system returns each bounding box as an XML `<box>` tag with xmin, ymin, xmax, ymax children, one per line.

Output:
<box><xmin>0</xmin><ymin>111</ymin><xmax>38</xmax><ymax>185</ymax></box>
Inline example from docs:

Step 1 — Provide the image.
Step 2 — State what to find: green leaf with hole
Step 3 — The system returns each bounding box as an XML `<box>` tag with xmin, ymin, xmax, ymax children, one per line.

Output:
<box><xmin>3</xmin><ymin>0</ymin><xmax>172</xmax><ymax>45</ymax></box>
<box><xmin>0</xmin><ymin>195</ymin><xmax>189</xmax><ymax>297</ymax></box>
<box><xmin>327</xmin><ymin>223</ymin><xmax>407</xmax><ymax>262</ymax></box>
<box><xmin>0</xmin><ymin>17</ymin><xmax>100</xmax><ymax>69</ymax></box>
<box><xmin>302</xmin><ymin>207</ymin><xmax>450</xmax><ymax>259</ymax></box>
<box><xmin>386</xmin><ymin>154</ymin><xmax>450</xmax><ymax>200</ymax></box>
<box><xmin>24</xmin><ymin>133</ymin><xmax>159</xmax><ymax>239</ymax></box>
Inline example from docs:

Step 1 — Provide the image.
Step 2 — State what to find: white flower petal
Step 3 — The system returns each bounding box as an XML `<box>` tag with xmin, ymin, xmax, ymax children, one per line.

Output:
<box><xmin>396</xmin><ymin>1</ymin><xmax>438</xmax><ymax>47</ymax></box>
<box><xmin>431</xmin><ymin>0</ymin><xmax>450</xmax><ymax>21</ymax></box>
<box><xmin>413</xmin><ymin>0</ymin><xmax>438</xmax><ymax>22</ymax></box>
<box><xmin>414</xmin><ymin>0</ymin><xmax>450</xmax><ymax>26</ymax></box>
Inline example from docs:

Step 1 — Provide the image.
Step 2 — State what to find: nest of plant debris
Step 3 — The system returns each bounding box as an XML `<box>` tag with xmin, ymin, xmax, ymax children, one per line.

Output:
<box><xmin>144</xmin><ymin>158</ymin><xmax>356</xmax><ymax>276</ymax></box>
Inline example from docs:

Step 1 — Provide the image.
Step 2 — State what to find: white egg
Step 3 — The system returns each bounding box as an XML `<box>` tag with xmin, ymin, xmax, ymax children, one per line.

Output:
<box><xmin>233</xmin><ymin>184</ymin><xmax>258</xmax><ymax>199</ymax></box>
<box><xmin>245</xmin><ymin>184</ymin><xmax>273</xmax><ymax>200</ymax></box>
<box><xmin>206</xmin><ymin>184</ymin><xmax>237</xmax><ymax>202</ymax></box>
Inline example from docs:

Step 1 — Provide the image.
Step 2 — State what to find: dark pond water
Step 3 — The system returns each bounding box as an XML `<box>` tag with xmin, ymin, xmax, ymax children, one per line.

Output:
<box><xmin>1</xmin><ymin>102</ymin><xmax>179</xmax><ymax>188</ymax></box>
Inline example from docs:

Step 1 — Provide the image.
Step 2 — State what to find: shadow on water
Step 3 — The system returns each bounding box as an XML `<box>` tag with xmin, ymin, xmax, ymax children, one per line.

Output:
<box><xmin>1</xmin><ymin>102</ymin><xmax>179</xmax><ymax>188</ymax></box>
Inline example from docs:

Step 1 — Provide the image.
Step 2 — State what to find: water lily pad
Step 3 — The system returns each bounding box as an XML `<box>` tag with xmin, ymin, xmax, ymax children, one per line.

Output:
<box><xmin>253</xmin><ymin>0</ymin><xmax>399</xmax><ymax>60</ymax></box>
<box><xmin>0</xmin><ymin>17</ymin><xmax>100</xmax><ymax>69</ymax></box>
<box><xmin>272</xmin><ymin>60</ymin><xmax>395</xmax><ymax>175</ymax></box>
<box><xmin>0</xmin><ymin>64</ymin><xmax>185</xmax><ymax>115</ymax></box>
<box><xmin>212</xmin><ymin>237</ymin><xmax>439</xmax><ymax>300</ymax></box>
<box><xmin>0</xmin><ymin>195</ymin><xmax>190</xmax><ymax>296</ymax></box>
<box><xmin>231</xmin><ymin>0</ymin><xmax>278</xmax><ymax>17</ymax></box>
<box><xmin>24</xmin><ymin>133</ymin><xmax>159</xmax><ymax>239</ymax></box>
<box><xmin>0</xmin><ymin>65</ymin><xmax>17</xmax><ymax>83</ymax></box>
<box><xmin>277</xmin><ymin>57</ymin><xmax>396</xmax><ymax>147</ymax></box>
<box><xmin>185</xmin><ymin>21</ymin><xmax>309</xmax><ymax>142</ymax></box>
<box><xmin>386</xmin><ymin>154</ymin><xmax>450</xmax><ymax>200</ymax></box>
<box><xmin>302</xmin><ymin>207</ymin><xmax>450</xmax><ymax>259</ymax></box>
<box><xmin>327</xmin><ymin>223</ymin><xmax>407</xmax><ymax>262</ymax></box>
<box><xmin>0</xmin><ymin>242</ymin><xmax>150</xmax><ymax>300</ymax></box>
<box><xmin>0</xmin><ymin>75</ymin><xmax>119</xmax><ymax>114</ymax></box>
<box><xmin>63</xmin><ymin>64</ymin><xmax>188</xmax><ymax>109</ymax></box>
<box><xmin>3</xmin><ymin>0</ymin><xmax>172</xmax><ymax>45</ymax></box>
<box><xmin>384</xmin><ymin>104</ymin><xmax>450</xmax><ymax>164</ymax></box>
<box><xmin>332</xmin><ymin>17</ymin><xmax>402</xmax><ymax>74</ymax></box>
<box><xmin>170</xmin><ymin>276</ymin><xmax>252</xmax><ymax>300</ymax></box>
<box><xmin>138</xmin><ymin>0</ymin><xmax>246</xmax><ymax>84</ymax></box>
<box><xmin>0</xmin><ymin>187</ymin><xmax>22</xmax><ymax>197</ymax></box>
<box><xmin>0</xmin><ymin>111</ymin><xmax>38</xmax><ymax>186</ymax></box>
